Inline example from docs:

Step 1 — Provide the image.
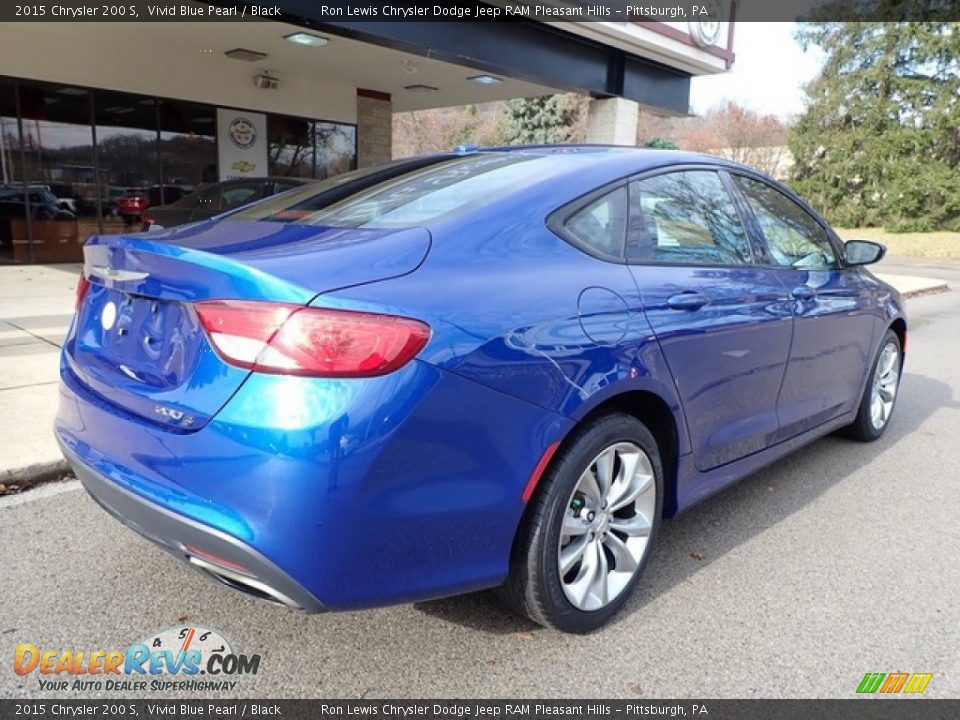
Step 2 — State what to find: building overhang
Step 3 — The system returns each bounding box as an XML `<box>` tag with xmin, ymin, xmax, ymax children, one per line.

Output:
<box><xmin>258</xmin><ymin>2</ymin><xmax>737</xmax><ymax>114</ymax></box>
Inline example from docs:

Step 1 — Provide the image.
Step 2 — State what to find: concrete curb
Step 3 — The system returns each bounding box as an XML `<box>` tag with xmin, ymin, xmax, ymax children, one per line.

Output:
<box><xmin>900</xmin><ymin>282</ymin><xmax>949</xmax><ymax>299</ymax></box>
<box><xmin>1</xmin><ymin>458</ymin><xmax>70</xmax><ymax>487</ymax></box>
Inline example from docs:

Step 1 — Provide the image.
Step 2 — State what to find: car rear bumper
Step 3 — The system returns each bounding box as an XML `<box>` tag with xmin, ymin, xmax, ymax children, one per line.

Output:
<box><xmin>55</xmin><ymin>350</ymin><xmax>572</xmax><ymax>611</ymax></box>
<box><xmin>58</xmin><ymin>437</ymin><xmax>326</xmax><ymax>612</ymax></box>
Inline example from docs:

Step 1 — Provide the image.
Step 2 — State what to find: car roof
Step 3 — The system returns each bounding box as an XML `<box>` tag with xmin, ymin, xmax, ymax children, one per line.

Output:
<box><xmin>482</xmin><ymin>144</ymin><xmax>722</xmax><ymax>163</ymax></box>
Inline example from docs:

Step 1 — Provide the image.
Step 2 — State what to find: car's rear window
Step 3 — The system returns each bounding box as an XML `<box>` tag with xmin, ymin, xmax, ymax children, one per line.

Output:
<box><xmin>230</xmin><ymin>153</ymin><xmax>551</xmax><ymax>228</ymax></box>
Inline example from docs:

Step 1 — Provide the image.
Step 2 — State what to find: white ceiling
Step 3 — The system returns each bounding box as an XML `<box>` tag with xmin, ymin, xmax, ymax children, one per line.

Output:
<box><xmin>117</xmin><ymin>21</ymin><xmax>564</xmax><ymax>113</ymax></box>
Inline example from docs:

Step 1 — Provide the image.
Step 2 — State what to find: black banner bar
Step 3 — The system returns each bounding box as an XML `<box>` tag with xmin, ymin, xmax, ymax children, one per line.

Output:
<box><xmin>1</xmin><ymin>700</ymin><xmax>959</xmax><ymax>720</ymax></box>
<box><xmin>1</xmin><ymin>0</ymin><xmax>959</xmax><ymax>23</ymax></box>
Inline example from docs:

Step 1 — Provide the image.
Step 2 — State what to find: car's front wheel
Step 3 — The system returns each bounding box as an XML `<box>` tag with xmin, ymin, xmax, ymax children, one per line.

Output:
<box><xmin>500</xmin><ymin>414</ymin><xmax>663</xmax><ymax>633</ymax></box>
<box><xmin>844</xmin><ymin>329</ymin><xmax>902</xmax><ymax>441</ymax></box>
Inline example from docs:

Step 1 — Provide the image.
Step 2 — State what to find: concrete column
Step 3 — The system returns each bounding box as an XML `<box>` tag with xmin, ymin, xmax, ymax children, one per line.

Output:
<box><xmin>585</xmin><ymin>97</ymin><xmax>639</xmax><ymax>146</ymax></box>
<box><xmin>356</xmin><ymin>89</ymin><xmax>392</xmax><ymax>167</ymax></box>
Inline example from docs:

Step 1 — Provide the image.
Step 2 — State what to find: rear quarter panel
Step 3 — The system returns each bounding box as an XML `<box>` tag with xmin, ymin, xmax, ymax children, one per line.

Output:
<box><xmin>319</xmin><ymin>184</ymin><xmax>691</xmax><ymax>456</ymax></box>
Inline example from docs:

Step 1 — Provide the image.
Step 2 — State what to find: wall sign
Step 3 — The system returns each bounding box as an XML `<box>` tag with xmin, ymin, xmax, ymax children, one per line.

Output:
<box><xmin>217</xmin><ymin>109</ymin><xmax>267</xmax><ymax>181</ymax></box>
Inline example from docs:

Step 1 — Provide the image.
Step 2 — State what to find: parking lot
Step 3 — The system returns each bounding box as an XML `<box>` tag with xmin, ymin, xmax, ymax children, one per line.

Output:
<box><xmin>2</xmin><ymin>261</ymin><xmax>958</xmax><ymax>699</ymax></box>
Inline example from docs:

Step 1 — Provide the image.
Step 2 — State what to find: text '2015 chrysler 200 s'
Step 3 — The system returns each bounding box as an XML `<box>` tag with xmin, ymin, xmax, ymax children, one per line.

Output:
<box><xmin>55</xmin><ymin>147</ymin><xmax>905</xmax><ymax>632</ymax></box>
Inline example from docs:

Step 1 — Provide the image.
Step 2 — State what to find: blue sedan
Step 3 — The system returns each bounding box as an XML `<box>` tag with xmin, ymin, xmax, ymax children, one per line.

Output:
<box><xmin>55</xmin><ymin>147</ymin><xmax>906</xmax><ymax>632</ymax></box>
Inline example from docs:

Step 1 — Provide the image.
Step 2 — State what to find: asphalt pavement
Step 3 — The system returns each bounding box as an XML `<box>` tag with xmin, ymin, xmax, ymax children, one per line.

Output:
<box><xmin>1</xmin><ymin>273</ymin><xmax>959</xmax><ymax>699</ymax></box>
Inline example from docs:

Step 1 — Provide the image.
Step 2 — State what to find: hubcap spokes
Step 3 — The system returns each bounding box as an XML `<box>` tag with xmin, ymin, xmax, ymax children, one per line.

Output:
<box><xmin>870</xmin><ymin>343</ymin><xmax>899</xmax><ymax>430</ymax></box>
<box><xmin>558</xmin><ymin>442</ymin><xmax>656</xmax><ymax>612</ymax></box>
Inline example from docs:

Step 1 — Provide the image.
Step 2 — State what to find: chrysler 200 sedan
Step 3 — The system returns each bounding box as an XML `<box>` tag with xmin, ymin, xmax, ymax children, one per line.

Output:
<box><xmin>55</xmin><ymin>147</ymin><xmax>905</xmax><ymax>632</ymax></box>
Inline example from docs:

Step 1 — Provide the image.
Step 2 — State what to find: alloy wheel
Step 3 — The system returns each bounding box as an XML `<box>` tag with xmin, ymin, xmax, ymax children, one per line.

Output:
<box><xmin>870</xmin><ymin>342</ymin><xmax>900</xmax><ymax>430</ymax></box>
<box><xmin>558</xmin><ymin>442</ymin><xmax>657</xmax><ymax>612</ymax></box>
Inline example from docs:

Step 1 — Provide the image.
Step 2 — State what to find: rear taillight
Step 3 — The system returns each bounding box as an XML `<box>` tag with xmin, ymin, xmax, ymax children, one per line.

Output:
<box><xmin>75</xmin><ymin>275</ymin><xmax>91</xmax><ymax>310</ymax></box>
<box><xmin>194</xmin><ymin>301</ymin><xmax>430</xmax><ymax>378</ymax></box>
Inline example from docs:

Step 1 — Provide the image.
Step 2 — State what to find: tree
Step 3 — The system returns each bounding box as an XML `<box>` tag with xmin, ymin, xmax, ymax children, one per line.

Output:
<box><xmin>500</xmin><ymin>94</ymin><xmax>586</xmax><ymax>145</ymax></box>
<box><xmin>392</xmin><ymin>102</ymin><xmax>502</xmax><ymax>158</ymax></box>
<box><xmin>636</xmin><ymin>102</ymin><xmax>790</xmax><ymax>177</ymax></box>
<box><xmin>789</xmin><ymin>23</ymin><xmax>960</xmax><ymax>231</ymax></box>
<box><xmin>644</xmin><ymin>137</ymin><xmax>679</xmax><ymax>150</ymax></box>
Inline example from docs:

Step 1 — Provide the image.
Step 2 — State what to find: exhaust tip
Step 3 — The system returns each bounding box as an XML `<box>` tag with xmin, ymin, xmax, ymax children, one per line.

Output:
<box><xmin>187</xmin><ymin>554</ymin><xmax>303</xmax><ymax>609</ymax></box>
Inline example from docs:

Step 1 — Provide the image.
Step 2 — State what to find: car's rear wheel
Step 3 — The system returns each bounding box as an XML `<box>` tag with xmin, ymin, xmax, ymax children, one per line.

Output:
<box><xmin>844</xmin><ymin>329</ymin><xmax>901</xmax><ymax>442</ymax></box>
<box><xmin>499</xmin><ymin>414</ymin><xmax>663</xmax><ymax>633</ymax></box>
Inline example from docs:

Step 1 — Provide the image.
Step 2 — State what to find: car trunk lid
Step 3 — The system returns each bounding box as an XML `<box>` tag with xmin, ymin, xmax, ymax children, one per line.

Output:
<box><xmin>66</xmin><ymin>222</ymin><xmax>430</xmax><ymax>430</ymax></box>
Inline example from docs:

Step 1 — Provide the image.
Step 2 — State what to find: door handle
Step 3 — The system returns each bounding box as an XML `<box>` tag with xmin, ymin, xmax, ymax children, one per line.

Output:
<box><xmin>667</xmin><ymin>292</ymin><xmax>710</xmax><ymax>310</ymax></box>
<box><xmin>791</xmin><ymin>286</ymin><xmax>816</xmax><ymax>301</ymax></box>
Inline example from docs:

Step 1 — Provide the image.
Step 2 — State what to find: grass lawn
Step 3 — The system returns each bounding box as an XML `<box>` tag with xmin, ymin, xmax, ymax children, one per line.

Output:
<box><xmin>835</xmin><ymin>228</ymin><xmax>960</xmax><ymax>260</ymax></box>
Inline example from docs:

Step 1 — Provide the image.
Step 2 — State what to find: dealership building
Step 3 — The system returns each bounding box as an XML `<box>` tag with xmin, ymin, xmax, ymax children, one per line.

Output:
<box><xmin>0</xmin><ymin>3</ymin><xmax>735</xmax><ymax>262</ymax></box>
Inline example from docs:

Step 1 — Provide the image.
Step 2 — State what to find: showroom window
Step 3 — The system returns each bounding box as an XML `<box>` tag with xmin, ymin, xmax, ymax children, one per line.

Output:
<box><xmin>9</xmin><ymin>80</ymin><xmax>96</xmax><ymax>261</ymax></box>
<box><xmin>0</xmin><ymin>75</ymin><xmax>357</xmax><ymax>262</ymax></box>
<box><xmin>268</xmin><ymin>114</ymin><xmax>357</xmax><ymax>179</ymax></box>
<box><xmin>158</xmin><ymin>98</ymin><xmax>217</xmax><ymax>190</ymax></box>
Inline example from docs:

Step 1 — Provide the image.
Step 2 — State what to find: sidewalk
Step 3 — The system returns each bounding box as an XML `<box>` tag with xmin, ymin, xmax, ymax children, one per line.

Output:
<box><xmin>0</xmin><ymin>263</ymin><xmax>81</xmax><ymax>484</ymax></box>
<box><xmin>0</xmin><ymin>261</ymin><xmax>950</xmax><ymax>486</ymax></box>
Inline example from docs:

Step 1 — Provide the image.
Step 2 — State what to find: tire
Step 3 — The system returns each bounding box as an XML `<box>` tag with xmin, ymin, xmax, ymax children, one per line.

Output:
<box><xmin>843</xmin><ymin>329</ymin><xmax>902</xmax><ymax>442</ymax></box>
<box><xmin>499</xmin><ymin>413</ymin><xmax>664</xmax><ymax>633</ymax></box>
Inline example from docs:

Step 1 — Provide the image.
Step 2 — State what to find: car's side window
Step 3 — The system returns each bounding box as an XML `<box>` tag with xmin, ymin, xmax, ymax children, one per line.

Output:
<box><xmin>732</xmin><ymin>175</ymin><xmax>838</xmax><ymax>269</ymax></box>
<box><xmin>628</xmin><ymin>171</ymin><xmax>751</xmax><ymax>265</ymax></box>
<box><xmin>220</xmin><ymin>183</ymin><xmax>262</xmax><ymax>210</ymax></box>
<box><xmin>563</xmin><ymin>185</ymin><xmax>629</xmax><ymax>259</ymax></box>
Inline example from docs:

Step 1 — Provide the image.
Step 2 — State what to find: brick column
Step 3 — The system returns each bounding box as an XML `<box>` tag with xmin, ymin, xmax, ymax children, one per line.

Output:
<box><xmin>585</xmin><ymin>97</ymin><xmax>639</xmax><ymax>146</ymax></box>
<box><xmin>356</xmin><ymin>89</ymin><xmax>392</xmax><ymax>167</ymax></box>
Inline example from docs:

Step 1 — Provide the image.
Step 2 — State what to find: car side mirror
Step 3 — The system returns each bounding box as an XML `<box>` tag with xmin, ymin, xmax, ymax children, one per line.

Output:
<box><xmin>845</xmin><ymin>240</ymin><xmax>886</xmax><ymax>266</ymax></box>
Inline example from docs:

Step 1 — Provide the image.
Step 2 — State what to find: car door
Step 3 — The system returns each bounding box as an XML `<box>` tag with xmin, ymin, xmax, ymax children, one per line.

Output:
<box><xmin>729</xmin><ymin>174</ymin><xmax>877</xmax><ymax>437</ymax></box>
<box><xmin>625</xmin><ymin>169</ymin><xmax>795</xmax><ymax>471</ymax></box>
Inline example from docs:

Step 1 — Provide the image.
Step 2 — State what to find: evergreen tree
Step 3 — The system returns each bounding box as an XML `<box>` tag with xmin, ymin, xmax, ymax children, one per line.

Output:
<box><xmin>789</xmin><ymin>22</ymin><xmax>960</xmax><ymax>231</ymax></box>
<box><xmin>500</xmin><ymin>94</ymin><xmax>583</xmax><ymax>145</ymax></box>
<box><xmin>644</xmin><ymin>137</ymin><xmax>679</xmax><ymax>150</ymax></box>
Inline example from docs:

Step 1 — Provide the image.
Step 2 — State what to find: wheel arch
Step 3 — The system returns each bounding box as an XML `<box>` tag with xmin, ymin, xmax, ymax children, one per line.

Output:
<box><xmin>577</xmin><ymin>391</ymin><xmax>680</xmax><ymax>518</ymax></box>
<box><xmin>889</xmin><ymin>317</ymin><xmax>907</xmax><ymax>357</ymax></box>
<box><xmin>523</xmin><ymin>389</ymin><xmax>682</xmax><ymax>523</ymax></box>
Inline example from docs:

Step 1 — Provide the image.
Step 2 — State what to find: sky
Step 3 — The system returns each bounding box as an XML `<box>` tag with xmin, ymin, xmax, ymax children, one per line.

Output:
<box><xmin>689</xmin><ymin>23</ymin><xmax>825</xmax><ymax>119</ymax></box>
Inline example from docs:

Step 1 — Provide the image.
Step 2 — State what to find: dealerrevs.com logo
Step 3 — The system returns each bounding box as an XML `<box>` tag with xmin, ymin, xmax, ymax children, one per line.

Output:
<box><xmin>14</xmin><ymin>626</ymin><xmax>261</xmax><ymax>693</ymax></box>
<box><xmin>856</xmin><ymin>672</ymin><xmax>933</xmax><ymax>695</ymax></box>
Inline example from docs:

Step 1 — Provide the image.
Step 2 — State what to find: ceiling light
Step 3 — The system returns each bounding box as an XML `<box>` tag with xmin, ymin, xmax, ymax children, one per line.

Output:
<box><xmin>104</xmin><ymin>106</ymin><xmax>134</xmax><ymax>114</ymax></box>
<box><xmin>225</xmin><ymin>48</ymin><xmax>268</xmax><ymax>62</ymax></box>
<box><xmin>468</xmin><ymin>75</ymin><xmax>503</xmax><ymax>85</ymax></box>
<box><xmin>284</xmin><ymin>31</ymin><xmax>328</xmax><ymax>47</ymax></box>
<box><xmin>404</xmin><ymin>84</ymin><xmax>439</xmax><ymax>94</ymax></box>
<box><xmin>55</xmin><ymin>87</ymin><xmax>87</xmax><ymax>96</ymax></box>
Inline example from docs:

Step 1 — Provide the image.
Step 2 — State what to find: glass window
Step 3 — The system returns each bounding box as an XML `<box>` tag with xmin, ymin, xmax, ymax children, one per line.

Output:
<box><xmin>268</xmin><ymin>115</ymin><xmax>357</xmax><ymax>179</ymax></box>
<box><xmin>157</xmin><ymin>98</ymin><xmax>216</xmax><ymax>192</ymax></box>
<box><xmin>233</xmin><ymin>153</ymin><xmax>548</xmax><ymax>228</ymax></box>
<box><xmin>11</xmin><ymin>80</ymin><xmax>89</xmax><ymax>260</ymax></box>
<box><xmin>93</xmin><ymin>89</ymin><xmax>159</xmax><ymax>233</ymax></box>
<box><xmin>630</xmin><ymin>171</ymin><xmax>751</xmax><ymax>265</ymax></box>
<box><xmin>315</xmin><ymin>122</ymin><xmax>356</xmax><ymax>179</ymax></box>
<box><xmin>0</xmin><ymin>77</ymin><xmax>17</xmax><ymax>261</ymax></box>
<box><xmin>564</xmin><ymin>186</ymin><xmax>628</xmax><ymax>258</ymax></box>
<box><xmin>732</xmin><ymin>175</ymin><xmax>838</xmax><ymax>269</ymax></box>
<box><xmin>268</xmin><ymin>114</ymin><xmax>315</xmax><ymax>178</ymax></box>
<box><xmin>220</xmin><ymin>182</ymin><xmax>262</xmax><ymax>210</ymax></box>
